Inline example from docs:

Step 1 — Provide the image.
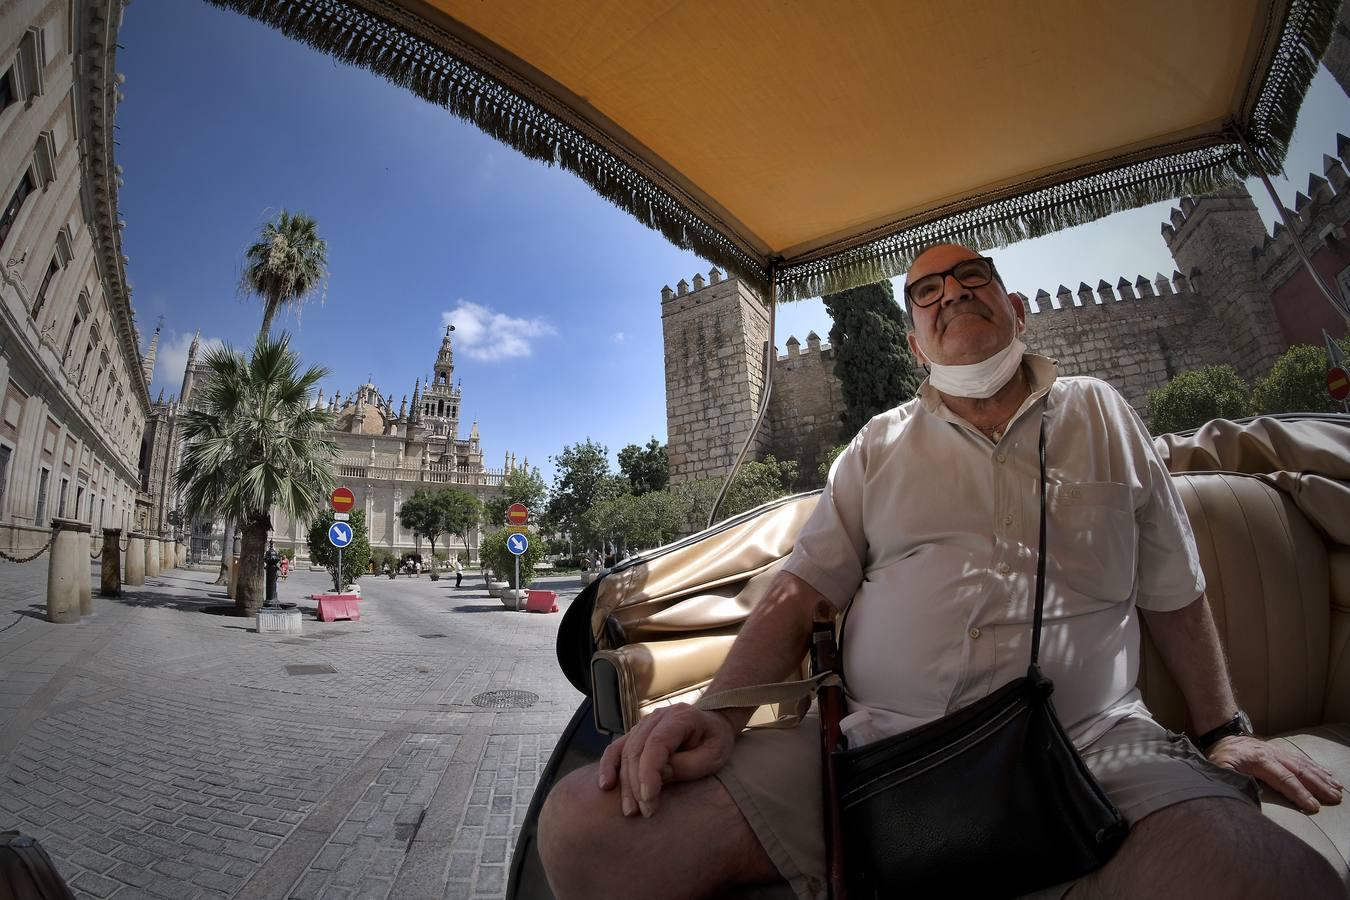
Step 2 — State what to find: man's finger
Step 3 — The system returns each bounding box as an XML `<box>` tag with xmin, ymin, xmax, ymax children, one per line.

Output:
<box><xmin>1268</xmin><ymin>762</ymin><xmax>1320</xmax><ymax>813</ymax></box>
<box><xmin>597</xmin><ymin>735</ymin><xmax>626</xmax><ymax>792</ymax></box>
<box><xmin>1289</xmin><ymin>758</ymin><xmax>1343</xmax><ymax>805</ymax></box>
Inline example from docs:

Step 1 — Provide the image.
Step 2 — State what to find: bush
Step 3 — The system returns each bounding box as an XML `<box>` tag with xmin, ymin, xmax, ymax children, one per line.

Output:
<box><xmin>278</xmin><ymin>547</ymin><xmax>295</xmax><ymax>561</ymax></box>
<box><xmin>480</xmin><ymin>528</ymin><xmax>545</xmax><ymax>588</ymax></box>
<box><xmin>369</xmin><ymin>548</ymin><xmax>396</xmax><ymax>575</ymax></box>
<box><xmin>1145</xmin><ymin>365</ymin><xmax>1251</xmax><ymax>434</ymax></box>
<box><xmin>306</xmin><ymin>509</ymin><xmax>372</xmax><ymax>591</ymax></box>
<box><xmin>457</xmin><ymin>550</ymin><xmax>470</xmax><ymax>564</ymax></box>
<box><xmin>1250</xmin><ymin>341</ymin><xmax>1350</xmax><ymax>415</ymax></box>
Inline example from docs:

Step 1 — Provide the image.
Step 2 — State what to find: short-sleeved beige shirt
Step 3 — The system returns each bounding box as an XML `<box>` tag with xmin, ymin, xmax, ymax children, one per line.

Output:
<box><xmin>782</xmin><ymin>354</ymin><xmax>1205</xmax><ymax>748</ymax></box>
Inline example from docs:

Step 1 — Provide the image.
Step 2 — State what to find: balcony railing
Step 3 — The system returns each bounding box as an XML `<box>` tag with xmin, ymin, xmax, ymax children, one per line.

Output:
<box><xmin>336</xmin><ymin>459</ymin><xmax>505</xmax><ymax>487</ymax></box>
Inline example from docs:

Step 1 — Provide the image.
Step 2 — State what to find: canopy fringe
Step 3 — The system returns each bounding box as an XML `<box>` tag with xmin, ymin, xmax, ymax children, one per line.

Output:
<box><xmin>206</xmin><ymin>0</ymin><xmax>1337</xmax><ymax>304</ymax></box>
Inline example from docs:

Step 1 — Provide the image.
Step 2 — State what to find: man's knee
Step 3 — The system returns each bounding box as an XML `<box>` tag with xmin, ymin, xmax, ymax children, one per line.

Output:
<box><xmin>538</xmin><ymin>765</ymin><xmax>611</xmax><ymax>867</ymax></box>
<box><xmin>1075</xmin><ymin>798</ymin><xmax>1342</xmax><ymax>899</ymax></box>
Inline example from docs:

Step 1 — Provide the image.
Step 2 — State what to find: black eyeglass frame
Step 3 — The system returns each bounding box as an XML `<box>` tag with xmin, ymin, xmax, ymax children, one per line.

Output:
<box><xmin>904</xmin><ymin>257</ymin><xmax>999</xmax><ymax>308</ymax></box>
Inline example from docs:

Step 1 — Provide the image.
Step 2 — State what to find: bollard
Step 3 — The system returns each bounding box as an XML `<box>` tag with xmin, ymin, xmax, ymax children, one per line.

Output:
<box><xmin>144</xmin><ymin>534</ymin><xmax>160</xmax><ymax>579</ymax></box>
<box><xmin>46</xmin><ymin>518</ymin><xmax>89</xmax><ymax>623</ymax></box>
<box><xmin>228</xmin><ymin>555</ymin><xmax>240</xmax><ymax>599</ymax></box>
<box><xmin>264</xmin><ymin>542</ymin><xmax>280</xmax><ymax>607</ymax></box>
<box><xmin>79</xmin><ymin>535</ymin><xmax>92</xmax><ymax>616</ymax></box>
<box><xmin>125</xmin><ymin>532</ymin><xmax>145</xmax><ymax>586</ymax></box>
<box><xmin>101</xmin><ymin>529</ymin><xmax>122</xmax><ymax>596</ymax></box>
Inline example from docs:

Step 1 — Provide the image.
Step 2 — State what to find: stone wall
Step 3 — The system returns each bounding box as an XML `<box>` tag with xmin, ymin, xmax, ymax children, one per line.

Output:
<box><xmin>662</xmin><ymin>270</ymin><xmax>773</xmax><ymax>485</ymax></box>
<box><xmin>1018</xmin><ymin>276</ymin><xmax>1227</xmax><ymax>414</ymax></box>
<box><xmin>767</xmin><ymin>332</ymin><xmax>844</xmax><ymax>484</ymax></box>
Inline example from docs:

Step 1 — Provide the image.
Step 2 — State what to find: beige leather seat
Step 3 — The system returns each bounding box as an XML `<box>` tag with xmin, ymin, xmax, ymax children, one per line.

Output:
<box><xmin>1139</xmin><ymin>471</ymin><xmax>1350</xmax><ymax>881</ymax></box>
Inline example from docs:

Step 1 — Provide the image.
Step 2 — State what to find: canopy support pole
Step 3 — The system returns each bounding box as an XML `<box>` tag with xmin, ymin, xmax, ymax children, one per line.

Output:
<box><xmin>1231</xmin><ymin>126</ymin><xmax>1350</xmax><ymax>324</ymax></box>
<box><xmin>708</xmin><ymin>270</ymin><xmax>777</xmax><ymax>528</ymax></box>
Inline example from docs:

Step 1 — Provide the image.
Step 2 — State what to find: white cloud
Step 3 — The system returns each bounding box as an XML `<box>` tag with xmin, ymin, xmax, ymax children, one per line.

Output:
<box><xmin>152</xmin><ymin>330</ymin><xmax>224</xmax><ymax>397</ymax></box>
<box><xmin>613</xmin><ymin>331</ymin><xmax>626</xmax><ymax>343</ymax></box>
<box><xmin>441</xmin><ymin>301</ymin><xmax>556</xmax><ymax>362</ymax></box>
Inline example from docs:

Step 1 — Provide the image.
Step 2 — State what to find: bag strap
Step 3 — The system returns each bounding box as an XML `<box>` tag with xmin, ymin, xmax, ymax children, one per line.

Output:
<box><xmin>1030</xmin><ymin>415</ymin><xmax>1048</xmax><ymax>668</ymax></box>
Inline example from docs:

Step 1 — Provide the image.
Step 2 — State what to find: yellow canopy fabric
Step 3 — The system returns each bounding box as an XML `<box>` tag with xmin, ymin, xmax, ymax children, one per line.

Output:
<box><xmin>208</xmin><ymin>0</ymin><xmax>1338</xmax><ymax>299</ymax></box>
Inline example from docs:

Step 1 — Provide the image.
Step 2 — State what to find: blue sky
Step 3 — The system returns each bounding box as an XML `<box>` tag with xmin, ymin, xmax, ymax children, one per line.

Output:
<box><xmin>117</xmin><ymin>1</ymin><xmax>1350</xmax><ymax>481</ymax></box>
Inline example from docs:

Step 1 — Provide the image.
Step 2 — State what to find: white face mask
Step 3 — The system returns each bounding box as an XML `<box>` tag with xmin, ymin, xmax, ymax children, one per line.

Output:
<box><xmin>926</xmin><ymin>338</ymin><xmax>1027</xmax><ymax>399</ymax></box>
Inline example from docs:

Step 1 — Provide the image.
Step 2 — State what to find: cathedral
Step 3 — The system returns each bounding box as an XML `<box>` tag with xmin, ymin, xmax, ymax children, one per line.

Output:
<box><xmin>146</xmin><ymin>325</ymin><xmax>511</xmax><ymax>562</ymax></box>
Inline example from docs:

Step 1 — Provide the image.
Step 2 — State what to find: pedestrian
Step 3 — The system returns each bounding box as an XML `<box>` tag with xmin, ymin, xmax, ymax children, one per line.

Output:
<box><xmin>454</xmin><ymin>556</ymin><xmax>463</xmax><ymax>588</ymax></box>
<box><xmin>279</xmin><ymin>556</ymin><xmax>289</xmax><ymax>579</ymax></box>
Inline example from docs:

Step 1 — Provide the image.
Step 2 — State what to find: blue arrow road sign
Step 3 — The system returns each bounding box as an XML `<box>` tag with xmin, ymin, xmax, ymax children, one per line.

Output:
<box><xmin>328</xmin><ymin>521</ymin><xmax>353</xmax><ymax>548</ymax></box>
<box><xmin>507</xmin><ymin>532</ymin><xmax>529</xmax><ymax>556</ymax></box>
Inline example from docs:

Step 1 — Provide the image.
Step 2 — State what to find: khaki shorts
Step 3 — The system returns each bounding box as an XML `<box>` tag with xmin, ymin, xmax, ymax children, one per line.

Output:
<box><xmin>714</xmin><ymin>712</ymin><xmax>1260</xmax><ymax>900</ymax></box>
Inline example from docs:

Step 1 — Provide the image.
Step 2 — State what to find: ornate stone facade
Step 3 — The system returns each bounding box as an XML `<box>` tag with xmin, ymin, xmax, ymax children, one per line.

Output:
<box><xmin>0</xmin><ymin>0</ymin><xmax>151</xmax><ymax>553</ymax></box>
<box><xmin>663</xmin><ymin>136</ymin><xmax>1350</xmax><ymax>487</ymax></box>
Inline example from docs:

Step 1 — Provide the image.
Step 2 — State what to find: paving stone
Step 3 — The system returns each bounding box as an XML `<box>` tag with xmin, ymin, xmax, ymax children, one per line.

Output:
<box><xmin>71</xmin><ymin>871</ymin><xmax>122</xmax><ymax>898</ymax></box>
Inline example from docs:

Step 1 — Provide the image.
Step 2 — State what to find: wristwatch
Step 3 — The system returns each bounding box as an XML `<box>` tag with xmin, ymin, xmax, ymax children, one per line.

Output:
<box><xmin>1197</xmin><ymin>709</ymin><xmax>1254</xmax><ymax>751</ymax></box>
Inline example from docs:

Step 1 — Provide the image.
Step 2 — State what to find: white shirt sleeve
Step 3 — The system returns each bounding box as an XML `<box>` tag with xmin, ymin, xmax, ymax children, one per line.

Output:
<box><xmin>782</xmin><ymin>429</ymin><xmax>870</xmax><ymax>610</ymax></box>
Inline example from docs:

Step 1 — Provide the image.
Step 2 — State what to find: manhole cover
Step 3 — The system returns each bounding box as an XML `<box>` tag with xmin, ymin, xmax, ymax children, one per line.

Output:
<box><xmin>418</xmin><ymin>634</ymin><xmax>447</xmax><ymax>639</ymax></box>
<box><xmin>470</xmin><ymin>690</ymin><xmax>538</xmax><ymax>709</ymax></box>
<box><xmin>286</xmin><ymin>664</ymin><xmax>337</xmax><ymax>676</ymax></box>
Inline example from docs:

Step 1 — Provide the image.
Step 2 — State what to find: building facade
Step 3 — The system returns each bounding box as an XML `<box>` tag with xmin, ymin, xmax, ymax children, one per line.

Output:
<box><xmin>662</xmin><ymin>135</ymin><xmax>1350</xmax><ymax>488</ymax></box>
<box><xmin>0</xmin><ymin>0</ymin><xmax>150</xmax><ymax>552</ymax></box>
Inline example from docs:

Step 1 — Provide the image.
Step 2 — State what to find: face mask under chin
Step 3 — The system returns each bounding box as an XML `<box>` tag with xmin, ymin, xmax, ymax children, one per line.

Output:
<box><xmin>925</xmin><ymin>338</ymin><xmax>1027</xmax><ymax>399</ymax></box>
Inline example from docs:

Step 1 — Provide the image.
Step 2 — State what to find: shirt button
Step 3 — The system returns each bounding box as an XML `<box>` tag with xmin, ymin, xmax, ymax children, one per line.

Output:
<box><xmin>968</xmin><ymin>627</ymin><xmax>982</xmax><ymax>639</ymax></box>
<box><xmin>1003</xmin><ymin>514</ymin><xmax>1013</xmax><ymax>526</ymax></box>
<box><xmin>997</xmin><ymin>562</ymin><xmax>1011</xmax><ymax>575</ymax></box>
<box><xmin>996</xmin><ymin>452</ymin><xmax>1007</xmax><ymax>464</ymax></box>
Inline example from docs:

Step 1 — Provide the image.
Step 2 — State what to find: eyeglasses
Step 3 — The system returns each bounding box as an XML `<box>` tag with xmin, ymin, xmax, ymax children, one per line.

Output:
<box><xmin>904</xmin><ymin>257</ymin><xmax>997</xmax><ymax>308</ymax></box>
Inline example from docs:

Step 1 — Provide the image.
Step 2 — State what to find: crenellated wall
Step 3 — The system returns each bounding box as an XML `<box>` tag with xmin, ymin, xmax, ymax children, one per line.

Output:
<box><xmin>767</xmin><ymin>332</ymin><xmax>844</xmax><ymax>482</ymax></box>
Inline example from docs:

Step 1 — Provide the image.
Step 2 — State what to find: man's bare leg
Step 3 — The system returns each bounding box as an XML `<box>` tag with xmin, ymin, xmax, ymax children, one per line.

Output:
<box><xmin>539</xmin><ymin>762</ymin><xmax>782</xmax><ymax>900</ymax></box>
<box><xmin>1067</xmin><ymin>797</ymin><xmax>1343</xmax><ymax>899</ymax></box>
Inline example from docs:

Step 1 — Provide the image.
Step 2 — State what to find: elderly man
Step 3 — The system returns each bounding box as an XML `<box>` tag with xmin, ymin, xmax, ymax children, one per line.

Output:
<box><xmin>538</xmin><ymin>243</ymin><xmax>1343</xmax><ymax>899</ymax></box>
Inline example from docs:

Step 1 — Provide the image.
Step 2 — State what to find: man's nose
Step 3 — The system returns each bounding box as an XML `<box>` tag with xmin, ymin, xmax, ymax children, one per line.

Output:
<box><xmin>937</xmin><ymin>274</ymin><xmax>971</xmax><ymax>306</ymax></box>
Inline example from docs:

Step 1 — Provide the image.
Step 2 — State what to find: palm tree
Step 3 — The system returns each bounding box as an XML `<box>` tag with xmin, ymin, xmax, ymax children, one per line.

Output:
<box><xmin>176</xmin><ymin>336</ymin><xmax>337</xmax><ymax>615</ymax></box>
<box><xmin>242</xmin><ymin>210</ymin><xmax>328</xmax><ymax>342</ymax></box>
<box><xmin>214</xmin><ymin>211</ymin><xmax>328</xmax><ymax>585</ymax></box>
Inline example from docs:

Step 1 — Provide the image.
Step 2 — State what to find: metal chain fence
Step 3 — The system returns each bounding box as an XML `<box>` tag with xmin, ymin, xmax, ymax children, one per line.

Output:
<box><xmin>0</xmin><ymin>534</ymin><xmax>56</xmax><ymax>564</ymax></box>
<box><xmin>90</xmin><ymin>544</ymin><xmax>103</xmax><ymax>560</ymax></box>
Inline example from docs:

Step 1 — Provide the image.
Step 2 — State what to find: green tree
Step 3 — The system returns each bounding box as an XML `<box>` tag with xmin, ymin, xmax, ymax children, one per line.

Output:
<box><xmin>676</xmin><ymin>455</ymin><xmax>801</xmax><ymax>529</ymax></box>
<box><xmin>817</xmin><ymin>444</ymin><xmax>847</xmax><ymax>486</ymax></box>
<box><xmin>545</xmin><ymin>440</ymin><xmax>623</xmax><ymax>549</ymax></box>
<box><xmin>480</xmin><ymin>527</ymin><xmax>545</xmax><ymax>588</ymax></box>
<box><xmin>823</xmin><ymin>279</ymin><xmax>922</xmax><ymax>441</ymax></box>
<box><xmin>176</xmin><ymin>337</ymin><xmax>337</xmax><ymax>614</ymax></box>
<box><xmin>1145</xmin><ymin>365</ymin><xmax>1252</xmax><ymax>434</ymax></box>
<box><xmin>439</xmin><ymin>489</ymin><xmax>481</xmax><ymax>564</ymax></box>
<box><xmin>482</xmin><ymin>466</ymin><xmax>548</xmax><ymax>527</ymax></box>
<box><xmin>618</xmin><ymin>438</ymin><xmax>668</xmax><ymax>495</ymax></box>
<box><xmin>398</xmin><ymin>488</ymin><xmax>450</xmax><ymax>571</ymax></box>
<box><xmin>242</xmin><ymin>210</ymin><xmax>329</xmax><ymax>341</ymax></box>
<box><xmin>584</xmin><ymin>489</ymin><xmax>682</xmax><ymax>555</ymax></box>
<box><xmin>1250</xmin><ymin>340</ymin><xmax>1350</xmax><ymax>415</ymax></box>
<box><xmin>307</xmin><ymin>508</ymin><xmax>372</xmax><ymax>592</ymax></box>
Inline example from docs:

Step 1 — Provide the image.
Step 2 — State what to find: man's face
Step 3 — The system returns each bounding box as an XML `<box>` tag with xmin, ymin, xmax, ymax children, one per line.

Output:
<box><xmin>904</xmin><ymin>244</ymin><xmax>1025</xmax><ymax>367</ymax></box>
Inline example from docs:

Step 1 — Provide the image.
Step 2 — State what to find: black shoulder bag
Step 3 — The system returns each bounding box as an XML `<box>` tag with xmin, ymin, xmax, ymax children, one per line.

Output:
<box><xmin>831</xmin><ymin>417</ymin><xmax>1129</xmax><ymax>897</ymax></box>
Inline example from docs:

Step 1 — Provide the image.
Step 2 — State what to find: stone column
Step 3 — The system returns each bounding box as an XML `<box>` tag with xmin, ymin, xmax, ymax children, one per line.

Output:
<box><xmin>125</xmin><ymin>532</ymin><xmax>146</xmax><ymax>586</ymax></box>
<box><xmin>176</xmin><ymin>541</ymin><xmax>187</xmax><ymax>567</ymax></box>
<box><xmin>46</xmin><ymin>518</ymin><xmax>90</xmax><ymax>624</ymax></box>
<box><xmin>160</xmin><ymin>538</ymin><xmax>172</xmax><ymax>571</ymax></box>
<box><xmin>145</xmin><ymin>534</ymin><xmax>160</xmax><ymax>578</ymax></box>
<box><xmin>79</xmin><ymin>535</ymin><xmax>93</xmax><ymax>617</ymax></box>
<box><xmin>100</xmin><ymin>529</ymin><xmax>122</xmax><ymax>596</ymax></box>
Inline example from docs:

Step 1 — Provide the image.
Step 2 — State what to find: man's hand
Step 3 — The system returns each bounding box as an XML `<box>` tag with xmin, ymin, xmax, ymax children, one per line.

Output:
<box><xmin>1207</xmin><ymin>735</ymin><xmax>1344</xmax><ymax>813</ymax></box>
<box><xmin>597</xmin><ymin>703</ymin><xmax>738</xmax><ymax>819</ymax></box>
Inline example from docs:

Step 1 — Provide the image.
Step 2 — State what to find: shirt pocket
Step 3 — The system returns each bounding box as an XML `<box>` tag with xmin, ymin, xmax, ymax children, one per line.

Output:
<box><xmin>1046</xmin><ymin>481</ymin><xmax>1137</xmax><ymax>605</ymax></box>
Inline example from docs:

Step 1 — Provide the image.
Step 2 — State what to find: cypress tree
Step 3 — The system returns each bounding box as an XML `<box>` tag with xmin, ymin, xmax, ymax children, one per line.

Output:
<box><xmin>822</xmin><ymin>279</ymin><xmax>922</xmax><ymax>441</ymax></box>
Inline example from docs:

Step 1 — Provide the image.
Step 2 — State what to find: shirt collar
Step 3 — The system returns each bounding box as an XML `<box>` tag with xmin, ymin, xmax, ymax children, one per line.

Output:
<box><xmin>918</xmin><ymin>352</ymin><xmax>1059</xmax><ymax>421</ymax></box>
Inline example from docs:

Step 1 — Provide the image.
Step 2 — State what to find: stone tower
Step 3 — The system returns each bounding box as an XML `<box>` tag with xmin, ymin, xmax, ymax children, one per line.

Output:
<box><xmin>662</xmin><ymin>268</ymin><xmax>773</xmax><ymax>485</ymax></box>
<box><xmin>420</xmin><ymin>325</ymin><xmax>463</xmax><ymax>441</ymax></box>
<box><xmin>1162</xmin><ymin>188</ymin><xmax>1286</xmax><ymax>381</ymax></box>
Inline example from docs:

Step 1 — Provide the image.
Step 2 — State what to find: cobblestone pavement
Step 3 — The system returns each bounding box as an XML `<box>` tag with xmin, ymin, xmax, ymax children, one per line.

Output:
<box><xmin>0</xmin><ymin>559</ymin><xmax>586</xmax><ymax>899</ymax></box>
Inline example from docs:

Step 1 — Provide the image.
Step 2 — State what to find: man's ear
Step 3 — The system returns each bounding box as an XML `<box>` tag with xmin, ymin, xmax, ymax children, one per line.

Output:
<box><xmin>1008</xmin><ymin>291</ymin><xmax>1027</xmax><ymax>335</ymax></box>
<box><xmin>907</xmin><ymin>330</ymin><xmax>928</xmax><ymax>366</ymax></box>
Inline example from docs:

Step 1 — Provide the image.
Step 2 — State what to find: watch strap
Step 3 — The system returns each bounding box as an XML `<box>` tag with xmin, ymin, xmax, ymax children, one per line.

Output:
<box><xmin>1197</xmin><ymin>711</ymin><xmax>1252</xmax><ymax>751</ymax></box>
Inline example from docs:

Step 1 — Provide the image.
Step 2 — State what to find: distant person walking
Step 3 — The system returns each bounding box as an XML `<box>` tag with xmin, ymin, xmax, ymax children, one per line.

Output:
<box><xmin>454</xmin><ymin>557</ymin><xmax>463</xmax><ymax>588</ymax></box>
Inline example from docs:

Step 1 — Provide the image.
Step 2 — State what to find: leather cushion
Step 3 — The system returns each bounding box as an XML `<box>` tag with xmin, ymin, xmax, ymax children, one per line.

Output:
<box><xmin>1264</xmin><ymin>724</ymin><xmax>1350</xmax><ymax>886</ymax></box>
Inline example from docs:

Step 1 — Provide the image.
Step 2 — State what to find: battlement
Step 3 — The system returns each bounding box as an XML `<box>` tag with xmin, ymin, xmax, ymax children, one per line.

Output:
<box><xmin>778</xmin><ymin>331</ymin><xmax>832</xmax><ymax>362</ymax></box>
<box><xmin>1019</xmin><ymin>270</ymin><xmax>1201</xmax><ymax>316</ymax></box>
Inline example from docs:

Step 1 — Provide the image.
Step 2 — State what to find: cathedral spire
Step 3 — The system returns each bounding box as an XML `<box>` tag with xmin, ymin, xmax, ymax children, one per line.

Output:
<box><xmin>141</xmin><ymin>323</ymin><xmax>161</xmax><ymax>386</ymax></box>
<box><xmin>410</xmin><ymin>378</ymin><xmax>421</xmax><ymax>423</ymax></box>
<box><xmin>434</xmin><ymin>324</ymin><xmax>455</xmax><ymax>387</ymax></box>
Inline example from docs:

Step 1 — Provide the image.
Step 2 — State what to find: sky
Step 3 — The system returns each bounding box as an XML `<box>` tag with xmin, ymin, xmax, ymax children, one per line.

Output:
<box><xmin>116</xmin><ymin>1</ymin><xmax>1350</xmax><ymax>481</ymax></box>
